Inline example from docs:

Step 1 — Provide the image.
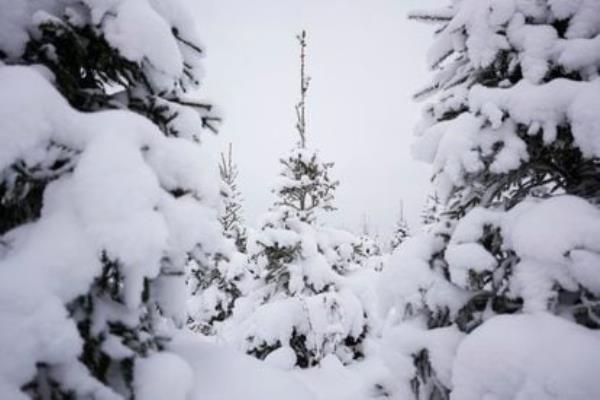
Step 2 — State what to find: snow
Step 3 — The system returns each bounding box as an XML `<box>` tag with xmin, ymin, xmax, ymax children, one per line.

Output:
<box><xmin>342</xmin><ymin>267</ymin><xmax>384</xmax><ymax>333</ymax></box>
<box><xmin>553</xmin><ymin>0</ymin><xmax>600</xmax><ymax>39</ymax></box>
<box><xmin>224</xmin><ymin>155</ymin><xmax>373</xmax><ymax>367</ymax></box>
<box><xmin>384</xmin><ymin>1</ymin><xmax>600</xmax><ymax>399</ymax></box>
<box><xmin>504</xmin><ymin>196</ymin><xmax>600</xmax><ymax>309</ymax></box>
<box><xmin>410</xmin><ymin>0</ymin><xmax>600</xmax><ymax>197</ymax></box>
<box><xmin>504</xmin><ymin>196</ymin><xmax>600</xmax><ymax>268</ymax></box>
<box><xmin>452</xmin><ymin>313</ymin><xmax>600</xmax><ymax>400</ymax></box>
<box><xmin>470</xmin><ymin>79</ymin><xmax>600</xmax><ymax>154</ymax></box>
<box><xmin>0</xmin><ymin>0</ymin><xmax>206</xmax><ymax>95</ymax></box>
<box><xmin>415</xmin><ymin>77</ymin><xmax>600</xmax><ymax>199</ymax></box>
<box><xmin>446</xmin><ymin>242</ymin><xmax>497</xmax><ymax>288</ymax></box>
<box><xmin>0</xmin><ymin>2</ymin><xmax>33</xmax><ymax>59</ymax></box>
<box><xmin>445</xmin><ymin>195</ymin><xmax>600</xmax><ymax>310</ymax></box>
<box><xmin>415</xmin><ymin>76</ymin><xmax>600</xmax><ymax>199</ymax></box>
<box><xmin>383</xmin><ymin>322</ymin><xmax>465</xmax><ymax>392</ymax></box>
<box><xmin>0</xmin><ymin>293</ymin><xmax>84</xmax><ymax>400</ymax></box>
<box><xmin>212</xmin><ymin>0</ymin><xmax>600</xmax><ymax>398</ymax></box>
<box><xmin>265</xmin><ymin>346</ymin><xmax>297</xmax><ymax>370</ymax></box>
<box><xmin>170</xmin><ymin>332</ymin><xmax>317</xmax><ymax>400</ymax></box>
<box><xmin>237</xmin><ymin>297</ymin><xmax>308</xmax><ymax>351</ymax></box>
<box><xmin>0</xmin><ymin>62</ymin><xmax>222</xmax><ymax>398</ymax></box>
<box><xmin>2</xmin><ymin>0</ymin><xmax>600</xmax><ymax>398</ymax></box>
<box><xmin>102</xmin><ymin>0</ymin><xmax>182</xmax><ymax>75</ymax></box>
<box><xmin>443</xmin><ymin>0</ymin><xmax>512</xmax><ymax>69</ymax></box>
<box><xmin>430</xmin><ymin>114</ymin><xmax>483</xmax><ymax>183</ymax></box>
<box><xmin>0</xmin><ymin>64</ymin><xmax>217</xmax><ymax>304</ymax></box>
<box><xmin>507</xmin><ymin>14</ymin><xmax>557</xmax><ymax>83</ymax></box>
<box><xmin>378</xmin><ymin>234</ymin><xmax>469</xmax><ymax>322</ymax></box>
<box><xmin>293</xmin><ymin>352</ymin><xmax>388</xmax><ymax>400</ymax></box>
<box><xmin>231</xmin><ymin>289</ymin><xmax>367</xmax><ymax>365</ymax></box>
<box><xmin>134</xmin><ymin>352</ymin><xmax>194</xmax><ymax>400</ymax></box>
<box><xmin>380</xmin><ymin>195</ymin><xmax>600</xmax><ymax>398</ymax></box>
<box><xmin>0</xmin><ymin>58</ymin><xmax>322</xmax><ymax>400</ymax></box>
<box><xmin>396</xmin><ymin>1</ymin><xmax>600</xmax><ymax>390</ymax></box>
<box><xmin>424</xmin><ymin>0</ymin><xmax>600</xmax><ymax>78</ymax></box>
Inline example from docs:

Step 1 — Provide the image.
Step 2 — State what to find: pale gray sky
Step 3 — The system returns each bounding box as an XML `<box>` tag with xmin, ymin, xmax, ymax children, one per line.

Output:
<box><xmin>192</xmin><ymin>0</ymin><xmax>440</xmax><ymax>238</ymax></box>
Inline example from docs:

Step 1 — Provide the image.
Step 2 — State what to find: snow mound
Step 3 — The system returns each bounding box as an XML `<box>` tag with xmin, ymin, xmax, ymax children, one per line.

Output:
<box><xmin>452</xmin><ymin>313</ymin><xmax>600</xmax><ymax>400</ymax></box>
<box><xmin>170</xmin><ymin>332</ymin><xmax>317</xmax><ymax>400</ymax></box>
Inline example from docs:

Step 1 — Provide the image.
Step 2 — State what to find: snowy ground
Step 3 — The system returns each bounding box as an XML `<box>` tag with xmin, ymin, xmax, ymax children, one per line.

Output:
<box><xmin>187</xmin><ymin>331</ymin><xmax>391</xmax><ymax>400</ymax></box>
<box><xmin>192</xmin><ymin>311</ymin><xmax>600</xmax><ymax>400</ymax></box>
<box><xmin>293</xmin><ymin>354</ymin><xmax>388</xmax><ymax>400</ymax></box>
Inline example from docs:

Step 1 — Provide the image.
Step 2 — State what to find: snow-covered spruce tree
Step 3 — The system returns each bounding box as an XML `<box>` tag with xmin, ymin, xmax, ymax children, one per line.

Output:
<box><xmin>234</xmin><ymin>31</ymin><xmax>368</xmax><ymax>369</ymax></box>
<box><xmin>346</xmin><ymin>215</ymin><xmax>385</xmax><ymax>271</ymax></box>
<box><xmin>0</xmin><ymin>2</ymin><xmax>224</xmax><ymax>399</ymax></box>
<box><xmin>359</xmin><ymin>215</ymin><xmax>383</xmax><ymax>256</ymax></box>
<box><xmin>219</xmin><ymin>143</ymin><xmax>248</xmax><ymax>253</ymax></box>
<box><xmin>323</xmin><ymin>228</ymin><xmax>383</xmax><ymax>275</ymax></box>
<box><xmin>258</xmin><ymin>30</ymin><xmax>339</xmax><ymax>298</ymax></box>
<box><xmin>390</xmin><ymin>201</ymin><xmax>411</xmax><ymax>251</ymax></box>
<box><xmin>185</xmin><ymin>144</ymin><xmax>251</xmax><ymax>335</ymax></box>
<box><xmin>378</xmin><ymin>2</ymin><xmax>600</xmax><ymax>399</ymax></box>
<box><xmin>352</xmin><ymin>234</ymin><xmax>386</xmax><ymax>271</ymax></box>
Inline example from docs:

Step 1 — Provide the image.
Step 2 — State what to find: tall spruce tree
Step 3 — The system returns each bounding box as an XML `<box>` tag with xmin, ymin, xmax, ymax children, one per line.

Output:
<box><xmin>259</xmin><ymin>30</ymin><xmax>339</xmax><ymax>296</ymax></box>
<box><xmin>379</xmin><ymin>1</ymin><xmax>600</xmax><ymax>399</ymax></box>
<box><xmin>0</xmin><ymin>2</ymin><xmax>223</xmax><ymax>398</ymax></box>
<box><xmin>237</xmin><ymin>31</ymin><xmax>367</xmax><ymax>368</ymax></box>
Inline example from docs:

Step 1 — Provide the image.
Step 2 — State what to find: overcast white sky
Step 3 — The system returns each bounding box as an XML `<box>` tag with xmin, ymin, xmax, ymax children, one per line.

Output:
<box><xmin>192</xmin><ymin>0</ymin><xmax>440</xmax><ymax>238</ymax></box>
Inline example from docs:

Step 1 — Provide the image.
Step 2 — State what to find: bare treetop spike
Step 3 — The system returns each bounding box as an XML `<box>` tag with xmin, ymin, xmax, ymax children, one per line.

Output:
<box><xmin>295</xmin><ymin>30</ymin><xmax>310</xmax><ymax>148</ymax></box>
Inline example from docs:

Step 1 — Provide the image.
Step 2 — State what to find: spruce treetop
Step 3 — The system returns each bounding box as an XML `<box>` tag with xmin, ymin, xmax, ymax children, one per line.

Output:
<box><xmin>269</xmin><ymin>30</ymin><xmax>339</xmax><ymax>225</ymax></box>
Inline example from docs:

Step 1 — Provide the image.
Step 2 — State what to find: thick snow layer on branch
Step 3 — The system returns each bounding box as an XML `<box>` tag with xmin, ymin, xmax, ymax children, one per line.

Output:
<box><xmin>412</xmin><ymin>0</ymin><xmax>600</xmax><ymax>199</ymax></box>
<box><xmin>98</xmin><ymin>0</ymin><xmax>183</xmax><ymax>76</ymax></box>
<box><xmin>446</xmin><ymin>242</ymin><xmax>497</xmax><ymax>288</ymax></box>
<box><xmin>414</xmin><ymin>77</ymin><xmax>600</xmax><ymax>199</ymax></box>
<box><xmin>550</xmin><ymin>0</ymin><xmax>600</xmax><ymax>39</ymax></box>
<box><xmin>504</xmin><ymin>196</ymin><xmax>600</xmax><ymax>309</ymax></box>
<box><xmin>447</xmin><ymin>195</ymin><xmax>600</xmax><ymax>310</ymax></box>
<box><xmin>412</xmin><ymin>115</ymin><xmax>529</xmax><ymax>200</ymax></box>
<box><xmin>0</xmin><ymin>0</ymin><xmax>205</xmax><ymax>92</ymax></box>
<box><xmin>422</xmin><ymin>0</ymin><xmax>600</xmax><ymax>76</ymax></box>
<box><xmin>470</xmin><ymin>79</ymin><xmax>600</xmax><ymax>156</ymax></box>
<box><xmin>378</xmin><ymin>235</ymin><xmax>469</xmax><ymax>322</ymax></box>
<box><xmin>452</xmin><ymin>313</ymin><xmax>600</xmax><ymax>400</ymax></box>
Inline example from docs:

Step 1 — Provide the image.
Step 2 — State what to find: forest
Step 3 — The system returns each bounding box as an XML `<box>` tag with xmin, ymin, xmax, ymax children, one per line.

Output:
<box><xmin>0</xmin><ymin>1</ymin><xmax>599</xmax><ymax>399</ymax></box>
